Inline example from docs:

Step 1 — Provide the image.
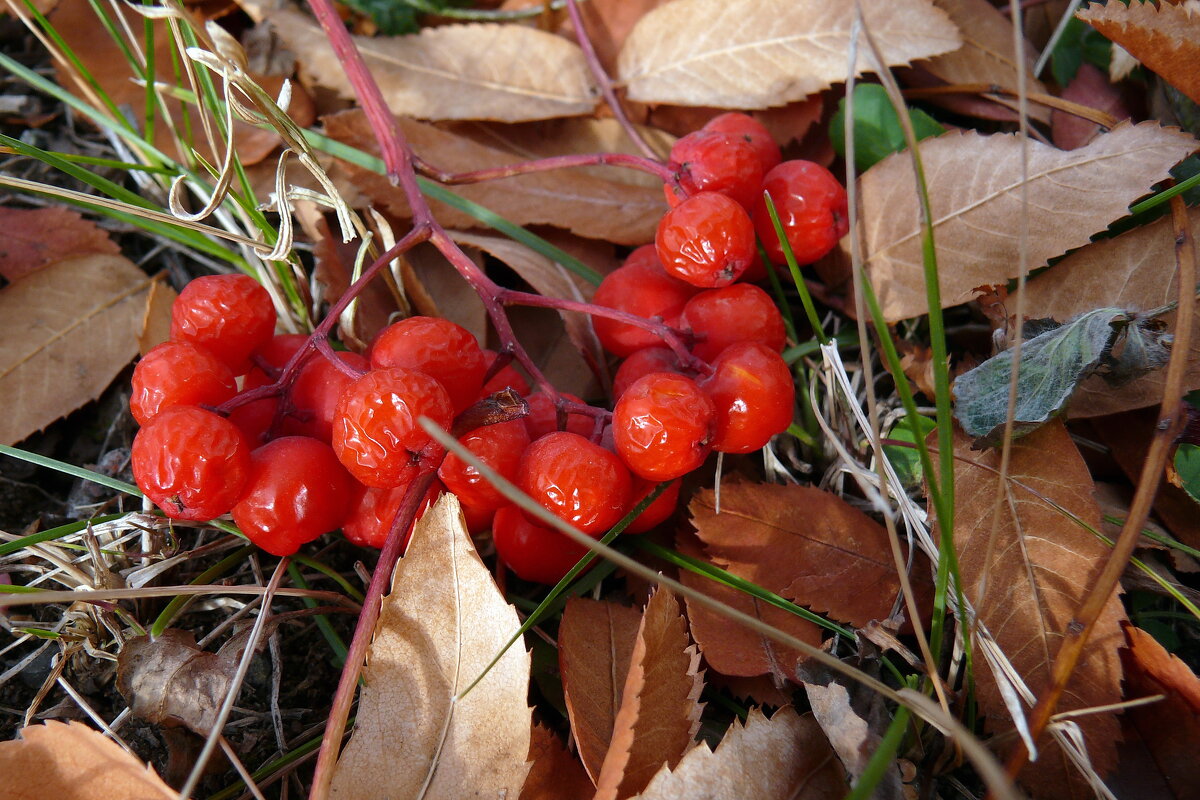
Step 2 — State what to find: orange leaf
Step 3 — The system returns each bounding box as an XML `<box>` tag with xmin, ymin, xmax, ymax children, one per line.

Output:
<box><xmin>594</xmin><ymin>586</ymin><xmax>705</xmax><ymax>800</ymax></box>
<box><xmin>1078</xmin><ymin>1</ymin><xmax>1200</xmax><ymax>107</ymax></box>
<box><xmin>520</xmin><ymin>723</ymin><xmax>595</xmax><ymax>800</ymax></box>
<box><xmin>559</xmin><ymin>597</ymin><xmax>643</xmax><ymax>784</ymax></box>
<box><xmin>0</xmin><ymin>207</ymin><xmax>118</xmax><ymax>284</ymax></box>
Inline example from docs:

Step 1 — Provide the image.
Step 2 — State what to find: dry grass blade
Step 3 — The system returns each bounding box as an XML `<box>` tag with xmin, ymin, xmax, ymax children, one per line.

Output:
<box><xmin>616</xmin><ymin>0</ymin><xmax>960</xmax><ymax>108</ymax></box>
<box><xmin>1077</xmin><ymin>0</ymin><xmax>1200</xmax><ymax>107</ymax></box>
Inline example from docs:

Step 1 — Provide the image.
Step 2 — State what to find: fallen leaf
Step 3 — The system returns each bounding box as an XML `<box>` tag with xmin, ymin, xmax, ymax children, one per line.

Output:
<box><xmin>1052</xmin><ymin>63</ymin><xmax>1134</xmax><ymax>151</ymax></box>
<box><xmin>1109</xmin><ymin>624</ymin><xmax>1200</xmax><ymax>800</ymax></box>
<box><xmin>560</xmin><ymin>0</ymin><xmax>671</xmax><ymax>75</ymax></box>
<box><xmin>324</xmin><ymin>111</ymin><xmax>667</xmax><ymax>245</ymax></box>
<box><xmin>520</xmin><ymin>723</ymin><xmax>595</xmax><ymax>800</ymax></box>
<box><xmin>1078</xmin><ymin>0</ymin><xmax>1200</xmax><ymax>107</ymax></box>
<box><xmin>0</xmin><ymin>207</ymin><xmax>118</xmax><ymax>284</ymax></box>
<box><xmin>401</xmin><ymin>241</ymin><xmax>489</xmax><ymax>344</ymax></box>
<box><xmin>559</xmin><ymin>597</ymin><xmax>643</xmax><ymax>784</ymax></box>
<box><xmin>507</xmin><ymin>304</ymin><xmax>599</xmax><ymax>399</ymax></box>
<box><xmin>675</xmin><ymin>532</ymin><xmax>820</xmax><ymax>682</ymax></box>
<box><xmin>0</xmin><ymin>254</ymin><xmax>153</xmax><ymax>446</ymax></box>
<box><xmin>254</xmin><ymin>5</ymin><xmax>597</xmax><ymax>121</ymax></box>
<box><xmin>690</xmin><ymin>482</ymin><xmax>929</xmax><ymax>629</ymax></box>
<box><xmin>0</xmin><ymin>721</ymin><xmax>175</xmax><ymax>800</ymax></box>
<box><xmin>1016</xmin><ymin>212</ymin><xmax>1200</xmax><ymax>417</ymax></box>
<box><xmin>311</xmin><ymin>212</ymin><xmax>401</xmax><ymax>348</ymax></box>
<box><xmin>629</xmin><ymin>707</ymin><xmax>847</xmax><ymax>800</ymax></box>
<box><xmin>328</xmin><ymin>493</ymin><xmax>532</xmax><ymax>799</ymax></box>
<box><xmin>594</xmin><ymin>586</ymin><xmax>705</xmax><ymax>800</ymax></box>
<box><xmin>617</xmin><ymin>0</ymin><xmax>961</xmax><ymax>109</ymax></box>
<box><xmin>860</xmin><ymin>121</ymin><xmax>1197</xmax><ymax>321</ymax></box>
<box><xmin>804</xmin><ymin>681</ymin><xmax>904</xmax><ymax>799</ymax></box>
<box><xmin>138</xmin><ymin>278</ymin><xmax>177</xmax><ymax>356</ymax></box>
<box><xmin>946</xmin><ymin>421</ymin><xmax>1125</xmax><ymax>797</ymax></box>
<box><xmin>922</xmin><ymin>0</ymin><xmax>1051</xmax><ymax>125</ymax></box>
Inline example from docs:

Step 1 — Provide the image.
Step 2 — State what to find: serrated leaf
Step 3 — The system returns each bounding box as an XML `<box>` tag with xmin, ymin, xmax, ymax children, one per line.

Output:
<box><xmin>520</xmin><ymin>723</ymin><xmax>594</xmax><ymax>800</ymax></box>
<box><xmin>951</xmin><ymin>307</ymin><xmax>1130</xmax><ymax>447</ymax></box>
<box><xmin>946</xmin><ymin>422</ymin><xmax>1125</xmax><ymax>798</ymax></box>
<box><xmin>328</xmin><ymin>494</ymin><xmax>532</xmax><ymax>799</ymax></box>
<box><xmin>1078</xmin><ymin>0</ymin><xmax>1200</xmax><ymax>107</ymax></box>
<box><xmin>861</xmin><ymin>122</ymin><xmax>1197</xmax><ymax>321</ymax></box>
<box><xmin>629</xmin><ymin>707</ymin><xmax>847</xmax><ymax>800</ymax></box>
<box><xmin>830</xmin><ymin>84</ymin><xmax>946</xmax><ymax>173</ymax></box>
<box><xmin>617</xmin><ymin>0</ymin><xmax>961</xmax><ymax>109</ymax></box>
<box><xmin>0</xmin><ymin>207</ymin><xmax>118</xmax><ymax>283</ymax></box>
<box><xmin>254</xmin><ymin>5</ymin><xmax>598</xmax><ymax>121</ymax></box>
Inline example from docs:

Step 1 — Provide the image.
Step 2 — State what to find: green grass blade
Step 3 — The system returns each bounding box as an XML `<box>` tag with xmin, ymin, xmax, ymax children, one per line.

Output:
<box><xmin>0</xmin><ymin>445</ymin><xmax>141</xmax><ymax>498</ymax></box>
<box><xmin>0</xmin><ymin>512</ymin><xmax>128</xmax><ymax>557</ymax></box>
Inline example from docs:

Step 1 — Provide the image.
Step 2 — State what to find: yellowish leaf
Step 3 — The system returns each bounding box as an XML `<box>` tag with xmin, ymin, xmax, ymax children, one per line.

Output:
<box><xmin>328</xmin><ymin>493</ymin><xmax>532</xmax><ymax>799</ymax></box>
<box><xmin>861</xmin><ymin>121</ymin><xmax>1196</xmax><ymax>321</ymax></box>
<box><xmin>617</xmin><ymin>0</ymin><xmax>961</xmax><ymax>109</ymax></box>
<box><xmin>0</xmin><ymin>254</ymin><xmax>153</xmax><ymax>446</ymax></box>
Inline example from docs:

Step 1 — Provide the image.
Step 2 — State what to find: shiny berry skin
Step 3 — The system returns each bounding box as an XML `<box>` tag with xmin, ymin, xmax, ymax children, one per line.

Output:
<box><xmin>754</xmin><ymin>160</ymin><xmax>849</xmax><ymax>265</ymax></box>
<box><xmin>517</xmin><ymin>432</ymin><xmax>632</xmax><ymax>535</ymax></box>
<box><xmin>232</xmin><ymin>437</ymin><xmax>356</xmax><ymax>556</ymax></box>
<box><xmin>228</xmin><ymin>396</ymin><xmax>280</xmax><ymax>446</ymax></box>
<box><xmin>332</xmin><ymin>367</ymin><xmax>454</xmax><ymax>488</ymax></box>
<box><xmin>626</xmin><ymin>478</ymin><xmax>682</xmax><ymax>534</ymax></box>
<box><xmin>369</xmin><ymin>316</ymin><xmax>487</xmax><ymax>413</ymax></box>
<box><xmin>171</xmin><ymin>274</ymin><xmax>277</xmax><ymax>375</ymax></box>
<box><xmin>612</xmin><ymin>347</ymin><xmax>684</xmax><ymax>400</ymax></box>
<box><xmin>666</xmin><ymin>130</ymin><xmax>764</xmax><ymax>210</ymax></box>
<box><xmin>281</xmin><ymin>351</ymin><xmax>369</xmax><ymax>442</ymax></box>
<box><xmin>681</xmin><ymin>284</ymin><xmax>786</xmax><ymax>362</ymax></box>
<box><xmin>492</xmin><ymin>505</ymin><xmax>590</xmax><ymax>585</ymax></box>
<box><xmin>131</xmin><ymin>405</ymin><xmax>250</xmax><ymax>521</ymax></box>
<box><xmin>612</xmin><ymin>373</ymin><xmax>715</xmax><ymax>481</ymax></box>
<box><xmin>342</xmin><ymin>478</ymin><xmax>441</xmax><ymax>549</ymax></box>
<box><xmin>438</xmin><ymin>419</ymin><xmax>530</xmax><ymax>512</ymax></box>
<box><xmin>656</xmin><ymin>192</ymin><xmax>756</xmax><ymax>288</ymax></box>
<box><xmin>130</xmin><ymin>341</ymin><xmax>237</xmax><ymax>426</ymax></box>
<box><xmin>702</xmin><ymin>112</ymin><xmax>782</xmax><ymax>176</ymax></box>
<box><xmin>592</xmin><ymin>261</ymin><xmax>697</xmax><ymax>357</ymax></box>
<box><xmin>523</xmin><ymin>390</ymin><xmax>594</xmax><ymax>440</ymax></box>
<box><xmin>480</xmin><ymin>350</ymin><xmax>531</xmax><ymax>397</ymax></box>
<box><xmin>622</xmin><ymin>244</ymin><xmax>661</xmax><ymax>271</ymax></box>
<box><xmin>697</xmin><ymin>342</ymin><xmax>795</xmax><ymax>453</ymax></box>
<box><xmin>243</xmin><ymin>333</ymin><xmax>309</xmax><ymax>389</ymax></box>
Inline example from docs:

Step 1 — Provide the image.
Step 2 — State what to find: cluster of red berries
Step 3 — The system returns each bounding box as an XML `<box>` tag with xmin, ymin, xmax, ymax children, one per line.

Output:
<box><xmin>128</xmin><ymin>112</ymin><xmax>848</xmax><ymax>584</ymax></box>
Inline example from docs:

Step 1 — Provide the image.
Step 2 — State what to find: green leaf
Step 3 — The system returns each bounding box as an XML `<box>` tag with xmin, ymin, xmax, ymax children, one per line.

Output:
<box><xmin>1174</xmin><ymin>443</ymin><xmax>1200</xmax><ymax>504</ymax></box>
<box><xmin>829</xmin><ymin>84</ymin><xmax>945</xmax><ymax>173</ymax></box>
<box><xmin>884</xmin><ymin>414</ymin><xmax>937</xmax><ymax>488</ymax></box>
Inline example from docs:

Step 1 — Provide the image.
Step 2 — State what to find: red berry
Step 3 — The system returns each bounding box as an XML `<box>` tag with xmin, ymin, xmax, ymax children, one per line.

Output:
<box><xmin>523</xmin><ymin>390</ymin><xmax>594</xmax><ymax>440</ymax></box>
<box><xmin>242</xmin><ymin>333</ymin><xmax>309</xmax><ymax>389</ymax></box>
<box><xmin>228</xmin><ymin>396</ymin><xmax>280</xmax><ymax>446</ymax></box>
<box><xmin>702</xmin><ymin>112</ymin><xmax>782</xmax><ymax>176</ymax></box>
<box><xmin>612</xmin><ymin>373</ymin><xmax>715</xmax><ymax>481</ymax></box>
<box><xmin>656</xmin><ymin>192</ymin><xmax>756</xmax><ymax>288</ymax></box>
<box><xmin>621</xmin><ymin>244</ymin><xmax>661</xmax><ymax>271</ymax></box>
<box><xmin>130</xmin><ymin>341</ymin><xmax>237</xmax><ymax>426</ymax></box>
<box><xmin>438</xmin><ymin>419</ymin><xmax>530</xmax><ymax>512</ymax></box>
<box><xmin>754</xmin><ymin>160</ymin><xmax>849</xmax><ymax>265</ymax></box>
<box><xmin>171</xmin><ymin>274</ymin><xmax>277</xmax><ymax>375</ymax></box>
<box><xmin>612</xmin><ymin>347</ymin><xmax>684</xmax><ymax>400</ymax></box>
<box><xmin>131</xmin><ymin>405</ymin><xmax>250</xmax><ymax>521</ymax></box>
<box><xmin>492</xmin><ymin>505</ymin><xmax>590</xmax><ymax>585</ymax></box>
<box><xmin>232</xmin><ymin>437</ymin><xmax>356</xmax><ymax>556</ymax></box>
<box><xmin>369</xmin><ymin>316</ymin><xmax>487</xmax><ymax>413</ymax></box>
<box><xmin>592</xmin><ymin>261</ymin><xmax>697</xmax><ymax>357</ymax></box>
<box><xmin>332</xmin><ymin>367</ymin><xmax>454</xmax><ymax>488</ymax></box>
<box><xmin>517</xmin><ymin>432</ymin><xmax>632</xmax><ymax>535</ymax></box>
<box><xmin>625</xmin><ymin>478</ymin><xmax>682</xmax><ymax>534</ymax></box>
<box><xmin>342</xmin><ymin>478</ymin><xmax>441</xmax><ymax>549</ymax></box>
<box><xmin>666</xmin><ymin>130</ymin><xmax>764</xmax><ymax>210</ymax></box>
<box><xmin>460</xmin><ymin>500</ymin><xmax>496</xmax><ymax>535</ymax></box>
<box><xmin>697</xmin><ymin>342</ymin><xmax>795</xmax><ymax>453</ymax></box>
<box><xmin>682</xmin><ymin>284</ymin><xmax>786</xmax><ymax>362</ymax></box>
<box><xmin>281</xmin><ymin>351</ymin><xmax>369</xmax><ymax>442</ymax></box>
<box><xmin>480</xmin><ymin>349</ymin><xmax>531</xmax><ymax>397</ymax></box>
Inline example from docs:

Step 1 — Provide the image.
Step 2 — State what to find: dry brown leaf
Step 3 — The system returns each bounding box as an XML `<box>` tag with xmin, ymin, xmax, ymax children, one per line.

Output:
<box><xmin>506</xmin><ymin>304</ymin><xmax>599</xmax><ymax>399</ymax></box>
<box><xmin>520</xmin><ymin>723</ymin><xmax>595</xmax><ymax>800</ymax></box>
<box><xmin>675</xmin><ymin>532</ymin><xmax>819</xmax><ymax>682</ymax></box>
<box><xmin>862</xmin><ymin>121</ymin><xmax>1197</xmax><ymax>321</ymax></box>
<box><xmin>1110</xmin><ymin>624</ymin><xmax>1200</xmax><ymax>800</ymax></box>
<box><xmin>617</xmin><ymin>0</ymin><xmax>960</xmax><ymax>109</ymax></box>
<box><xmin>253</xmin><ymin>4</ymin><xmax>597</xmax><ymax>121</ymax></box>
<box><xmin>324</xmin><ymin>111</ymin><xmax>666</xmax><ymax>245</ymax></box>
<box><xmin>804</xmin><ymin>682</ymin><xmax>903</xmax><ymax>799</ymax></box>
<box><xmin>1052</xmin><ymin>63</ymin><xmax>1134</xmax><ymax>151</ymax></box>
<box><xmin>948</xmin><ymin>421</ymin><xmax>1125</xmax><ymax>797</ymax></box>
<box><xmin>594</xmin><ymin>586</ymin><xmax>705</xmax><ymax>800</ymax></box>
<box><xmin>328</xmin><ymin>494</ymin><xmax>532</xmax><ymax>799</ymax></box>
<box><xmin>560</xmin><ymin>0</ymin><xmax>671</xmax><ymax>75</ymax></box>
<box><xmin>691</xmin><ymin>483</ymin><xmax>928</xmax><ymax>629</ymax></box>
<box><xmin>137</xmin><ymin>278</ymin><xmax>177</xmax><ymax>356</ymax></box>
<box><xmin>1078</xmin><ymin>1</ymin><xmax>1200</xmax><ymax>107</ymax></box>
<box><xmin>921</xmin><ymin>0</ymin><xmax>1051</xmax><ymax>125</ymax></box>
<box><xmin>629</xmin><ymin>707</ymin><xmax>847</xmax><ymax>800</ymax></box>
<box><xmin>558</xmin><ymin>598</ymin><xmax>642</xmax><ymax>785</ymax></box>
<box><xmin>1016</xmin><ymin>212</ymin><xmax>1199</xmax><ymax>418</ymax></box>
<box><xmin>401</xmin><ymin>242</ymin><xmax>489</xmax><ymax>344</ymax></box>
<box><xmin>0</xmin><ymin>207</ymin><xmax>118</xmax><ymax>284</ymax></box>
<box><xmin>0</xmin><ymin>254</ymin><xmax>152</xmax><ymax>446</ymax></box>
<box><xmin>0</xmin><ymin>721</ymin><xmax>175</xmax><ymax>800</ymax></box>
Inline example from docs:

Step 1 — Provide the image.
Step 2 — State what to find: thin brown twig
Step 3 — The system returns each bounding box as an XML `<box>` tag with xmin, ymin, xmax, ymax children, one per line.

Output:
<box><xmin>902</xmin><ymin>84</ymin><xmax>1121</xmax><ymax>128</ymax></box>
